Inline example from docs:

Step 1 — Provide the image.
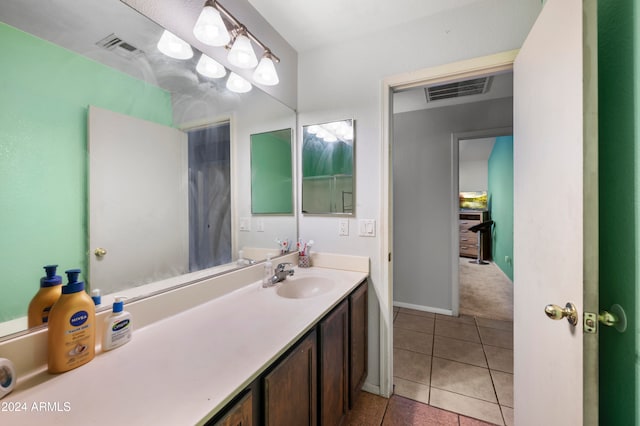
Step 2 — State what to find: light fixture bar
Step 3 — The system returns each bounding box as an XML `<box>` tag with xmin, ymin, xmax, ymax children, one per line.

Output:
<box><xmin>208</xmin><ymin>0</ymin><xmax>280</xmax><ymax>63</ymax></box>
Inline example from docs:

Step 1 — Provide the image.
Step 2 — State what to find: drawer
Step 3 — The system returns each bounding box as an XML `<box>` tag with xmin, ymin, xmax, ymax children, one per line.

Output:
<box><xmin>459</xmin><ymin>220</ymin><xmax>481</xmax><ymax>231</ymax></box>
<box><xmin>460</xmin><ymin>245</ymin><xmax>478</xmax><ymax>257</ymax></box>
<box><xmin>459</xmin><ymin>232</ymin><xmax>478</xmax><ymax>246</ymax></box>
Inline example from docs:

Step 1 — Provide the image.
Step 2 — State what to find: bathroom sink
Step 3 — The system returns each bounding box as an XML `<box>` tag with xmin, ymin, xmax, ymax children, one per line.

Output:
<box><xmin>276</xmin><ymin>276</ymin><xmax>335</xmax><ymax>299</ymax></box>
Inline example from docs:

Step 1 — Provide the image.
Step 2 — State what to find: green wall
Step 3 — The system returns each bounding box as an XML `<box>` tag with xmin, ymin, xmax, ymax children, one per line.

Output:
<box><xmin>597</xmin><ymin>0</ymin><xmax>638</xmax><ymax>423</ymax></box>
<box><xmin>487</xmin><ymin>136</ymin><xmax>514</xmax><ymax>281</ymax></box>
<box><xmin>0</xmin><ymin>23</ymin><xmax>173</xmax><ymax>322</ymax></box>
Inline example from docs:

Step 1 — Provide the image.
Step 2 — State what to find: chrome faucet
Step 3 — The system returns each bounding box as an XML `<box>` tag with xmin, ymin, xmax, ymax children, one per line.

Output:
<box><xmin>272</xmin><ymin>262</ymin><xmax>295</xmax><ymax>284</ymax></box>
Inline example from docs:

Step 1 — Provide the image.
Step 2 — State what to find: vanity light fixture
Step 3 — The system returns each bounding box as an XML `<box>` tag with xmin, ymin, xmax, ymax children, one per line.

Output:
<box><xmin>226</xmin><ymin>72</ymin><xmax>252</xmax><ymax>93</ymax></box>
<box><xmin>227</xmin><ymin>28</ymin><xmax>258</xmax><ymax>69</ymax></box>
<box><xmin>193</xmin><ymin>0</ymin><xmax>230</xmax><ymax>46</ymax></box>
<box><xmin>157</xmin><ymin>30</ymin><xmax>193</xmax><ymax>60</ymax></box>
<box><xmin>196</xmin><ymin>54</ymin><xmax>226</xmax><ymax>79</ymax></box>
<box><xmin>252</xmin><ymin>51</ymin><xmax>279</xmax><ymax>86</ymax></box>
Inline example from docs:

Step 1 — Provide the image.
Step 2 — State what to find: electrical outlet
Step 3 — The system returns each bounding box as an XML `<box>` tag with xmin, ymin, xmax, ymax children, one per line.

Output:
<box><xmin>339</xmin><ymin>219</ymin><xmax>349</xmax><ymax>236</ymax></box>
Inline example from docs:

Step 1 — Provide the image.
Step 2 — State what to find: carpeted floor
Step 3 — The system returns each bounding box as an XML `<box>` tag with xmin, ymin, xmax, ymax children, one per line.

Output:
<box><xmin>459</xmin><ymin>257</ymin><xmax>513</xmax><ymax>321</ymax></box>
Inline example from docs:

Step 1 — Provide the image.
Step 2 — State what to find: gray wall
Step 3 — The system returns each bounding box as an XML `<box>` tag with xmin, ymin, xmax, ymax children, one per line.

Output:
<box><xmin>393</xmin><ymin>97</ymin><xmax>513</xmax><ymax>311</ymax></box>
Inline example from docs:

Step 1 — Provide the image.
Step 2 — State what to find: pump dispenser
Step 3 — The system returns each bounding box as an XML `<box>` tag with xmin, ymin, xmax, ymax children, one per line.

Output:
<box><xmin>102</xmin><ymin>297</ymin><xmax>132</xmax><ymax>351</ymax></box>
<box><xmin>27</xmin><ymin>265</ymin><xmax>63</xmax><ymax>327</ymax></box>
<box><xmin>47</xmin><ymin>269</ymin><xmax>96</xmax><ymax>373</ymax></box>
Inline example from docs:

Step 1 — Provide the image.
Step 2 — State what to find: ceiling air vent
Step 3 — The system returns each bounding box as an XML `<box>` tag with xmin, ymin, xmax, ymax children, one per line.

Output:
<box><xmin>425</xmin><ymin>77</ymin><xmax>492</xmax><ymax>102</ymax></box>
<box><xmin>95</xmin><ymin>34</ymin><xmax>143</xmax><ymax>59</ymax></box>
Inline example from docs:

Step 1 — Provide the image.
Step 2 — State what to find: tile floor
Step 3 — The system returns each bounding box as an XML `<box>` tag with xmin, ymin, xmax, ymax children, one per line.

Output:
<box><xmin>345</xmin><ymin>307</ymin><xmax>514</xmax><ymax>425</ymax></box>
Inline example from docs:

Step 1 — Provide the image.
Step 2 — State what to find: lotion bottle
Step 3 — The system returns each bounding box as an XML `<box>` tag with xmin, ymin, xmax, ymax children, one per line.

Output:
<box><xmin>27</xmin><ymin>265</ymin><xmax>62</xmax><ymax>327</ymax></box>
<box><xmin>262</xmin><ymin>255</ymin><xmax>273</xmax><ymax>286</ymax></box>
<box><xmin>102</xmin><ymin>297</ymin><xmax>132</xmax><ymax>351</ymax></box>
<box><xmin>47</xmin><ymin>269</ymin><xmax>96</xmax><ymax>374</ymax></box>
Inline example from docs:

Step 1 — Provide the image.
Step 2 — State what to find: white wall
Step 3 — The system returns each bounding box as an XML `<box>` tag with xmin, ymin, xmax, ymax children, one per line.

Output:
<box><xmin>460</xmin><ymin>159</ymin><xmax>489</xmax><ymax>192</ymax></box>
<box><xmin>393</xmin><ymin>98</ymin><xmax>512</xmax><ymax>311</ymax></box>
<box><xmin>297</xmin><ymin>0</ymin><xmax>541</xmax><ymax>390</ymax></box>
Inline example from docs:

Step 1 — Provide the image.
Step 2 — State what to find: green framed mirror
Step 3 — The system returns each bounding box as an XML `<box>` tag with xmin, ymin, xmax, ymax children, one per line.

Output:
<box><xmin>302</xmin><ymin>119</ymin><xmax>355</xmax><ymax>215</ymax></box>
<box><xmin>250</xmin><ymin>129</ymin><xmax>294</xmax><ymax>214</ymax></box>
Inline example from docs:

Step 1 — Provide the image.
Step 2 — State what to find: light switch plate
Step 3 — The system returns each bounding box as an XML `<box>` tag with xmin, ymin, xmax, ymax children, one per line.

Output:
<box><xmin>339</xmin><ymin>219</ymin><xmax>349</xmax><ymax>236</ymax></box>
<box><xmin>239</xmin><ymin>217</ymin><xmax>251</xmax><ymax>232</ymax></box>
<box><xmin>256</xmin><ymin>219</ymin><xmax>264</xmax><ymax>232</ymax></box>
<box><xmin>358</xmin><ymin>219</ymin><xmax>376</xmax><ymax>237</ymax></box>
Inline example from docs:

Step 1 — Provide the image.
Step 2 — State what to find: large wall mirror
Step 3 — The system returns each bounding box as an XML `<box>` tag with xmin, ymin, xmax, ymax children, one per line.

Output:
<box><xmin>251</xmin><ymin>129</ymin><xmax>294</xmax><ymax>214</ymax></box>
<box><xmin>302</xmin><ymin>119</ymin><xmax>355</xmax><ymax>214</ymax></box>
<box><xmin>0</xmin><ymin>0</ymin><xmax>297</xmax><ymax>339</ymax></box>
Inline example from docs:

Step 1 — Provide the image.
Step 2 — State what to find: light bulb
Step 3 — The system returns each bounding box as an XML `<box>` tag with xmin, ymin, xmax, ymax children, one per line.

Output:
<box><xmin>227</xmin><ymin>34</ymin><xmax>258</xmax><ymax>69</ymax></box>
<box><xmin>252</xmin><ymin>56</ymin><xmax>279</xmax><ymax>86</ymax></box>
<box><xmin>193</xmin><ymin>5</ymin><xmax>230</xmax><ymax>46</ymax></box>
<box><xmin>157</xmin><ymin>30</ymin><xmax>193</xmax><ymax>60</ymax></box>
<box><xmin>226</xmin><ymin>72</ymin><xmax>252</xmax><ymax>93</ymax></box>
<box><xmin>196</xmin><ymin>54</ymin><xmax>226</xmax><ymax>79</ymax></box>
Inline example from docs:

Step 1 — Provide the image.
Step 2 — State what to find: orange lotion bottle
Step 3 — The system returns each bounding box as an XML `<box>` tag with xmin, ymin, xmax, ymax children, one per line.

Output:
<box><xmin>47</xmin><ymin>269</ymin><xmax>96</xmax><ymax>374</ymax></box>
<box><xmin>27</xmin><ymin>265</ymin><xmax>62</xmax><ymax>327</ymax></box>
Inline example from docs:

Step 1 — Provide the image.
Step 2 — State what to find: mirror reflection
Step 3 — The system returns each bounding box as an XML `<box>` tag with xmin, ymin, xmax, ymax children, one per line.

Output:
<box><xmin>251</xmin><ymin>129</ymin><xmax>293</xmax><ymax>214</ymax></box>
<box><xmin>0</xmin><ymin>0</ymin><xmax>296</xmax><ymax>339</ymax></box>
<box><xmin>302</xmin><ymin>120</ymin><xmax>355</xmax><ymax>214</ymax></box>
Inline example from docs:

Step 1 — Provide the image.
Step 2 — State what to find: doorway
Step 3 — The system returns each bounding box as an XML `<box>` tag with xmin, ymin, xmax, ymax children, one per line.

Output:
<box><xmin>455</xmin><ymin>132</ymin><xmax>513</xmax><ymax>322</ymax></box>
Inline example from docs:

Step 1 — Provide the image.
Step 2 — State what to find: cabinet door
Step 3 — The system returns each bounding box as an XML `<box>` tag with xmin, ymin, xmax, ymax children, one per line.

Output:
<box><xmin>349</xmin><ymin>282</ymin><xmax>368</xmax><ymax>407</ymax></box>
<box><xmin>264</xmin><ymin>330</ymin><xmax>317</xmax><ymax>426</ymax></box>
<box><xmin>319</xmin><ymin>299</ymin><xmax>349</xmax><ymax>425</ymax></box>
<box><xmin>213</xmin><ymin>390</ymin><xmax>252</xmax><ymax>426</ymax></box>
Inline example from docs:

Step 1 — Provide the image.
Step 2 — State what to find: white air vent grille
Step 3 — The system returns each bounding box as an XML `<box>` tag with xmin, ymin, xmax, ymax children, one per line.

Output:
<box><xmin>96</xmin><ymin>34</ymin><xmax>143</xmax><ymax>59</ymax></box>
<box><xmin>426</xmin><ymin>77</ymin><xmax>492</xmax><ymax>102</ymax></box>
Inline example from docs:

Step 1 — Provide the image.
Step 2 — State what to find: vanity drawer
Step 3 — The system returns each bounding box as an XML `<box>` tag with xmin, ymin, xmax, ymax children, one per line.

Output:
<box><xmin>459</xmin><ymin>232</ymin><xmax>478</xmax><ymax>246</ymax></box>
<box><xmin>459</xmin><ymin>220</ymin><xmax>481</xmax><ymax>231</ymax></box>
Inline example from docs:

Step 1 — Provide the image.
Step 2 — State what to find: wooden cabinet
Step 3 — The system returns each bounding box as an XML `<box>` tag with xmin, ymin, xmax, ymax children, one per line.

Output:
<box><xmin>349</xmin><ymin>282</ymin><xmax>368</xmax><ymax>407</ymax></box>
<box><xmin>459</xmin><ymin>211</ymin><xmax>490</xmax><ymax>260</ymax></box>
<box><xmin>264</xmin><ymin>330</ymin><xmax>317</xmax><ymax>426</ymax></box>
<box><xmin>319</xmin><ymin>300</ymin><xmax>349</xmax><ymax>425</ymax></box>
<box><xmin>212</xmin><ymin>390</ymin><xmax>253</xmax><ymax>426</ymax></box>
<box><xmin>210</xmin><ymin>281</ymin><xmax>368</xmax><ymax>426</ymax></box>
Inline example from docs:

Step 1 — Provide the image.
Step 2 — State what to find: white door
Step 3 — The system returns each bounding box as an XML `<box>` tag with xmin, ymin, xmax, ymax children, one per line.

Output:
<box><xmin>88</xmin><ymin>106</ymin><xmax>189</xmax><ymax>295</ymax></box>
<box><xmin>513</xmin><ymin>0</ymin><xmax>597</xmax><ymax>424</ymax></box>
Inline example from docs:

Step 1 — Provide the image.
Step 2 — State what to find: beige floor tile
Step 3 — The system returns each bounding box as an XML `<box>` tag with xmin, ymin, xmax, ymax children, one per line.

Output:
<box><xmin>433</xmin><ymin>335</ymin><xmax>487</xmax><ymax>367</ymax></box>
<box><xmin>479</xmin><ymin>327</ymin><xmax>513</xmax><ymax>349</ymax></box>
<box><xmin>394</xmin><ymin>327</ymin><xmax>433</xmax><ymax>355</ymax></box>
<box><xmin>483</xmin><ymin>345</ymin><xmax>513</xmax><ymax>373</ymax></box>
<box><xmin>392</xmin><ymin>377</ymin><xmax>430</xmax><ymax>405</ymax></box>
<box><xmin>436</xmin><ymin>313</ymin><xmax>476</xmax><ymax>324</ymax></box>
<box><xmin>431</xmin><ymin>357</ymin><xmax>496</xmax><ymax>403</ymax></box>
<box><xmin>393</xmin><ymin>348</ymin><xmax>431</xmax><ymax>385</ymax></box>
<box><xmin>394</xmin><ymin>313</ymin><xmax>435</xmax><ymax>334</ymax></box>
<box><xmin>430</xmin><ymin>388</ymin><xmax>504</xmax><ymax>425</ymax></box>
<box><xmin>435</xmin><ymin>319</ymin><xmax>480</xmax><ymax>343</ymax></box>
<box><xmin>501</xmin><ymin>406</ymin><xmax>514</xmax><ymax>426</ymax></box>
<box><xmin>476</xmin><ymin>317</ymin><xmax>513</xmax><ymax>331</ymax></box>
<box><xmin>399</xmin><ymin>307</ymin><xmax>436</xmax><ymax>318</ymax></box>
<box><xmin>490</xmin><ymin>370</ymin><xmax>513</xmax><ymax>408</ymax></box>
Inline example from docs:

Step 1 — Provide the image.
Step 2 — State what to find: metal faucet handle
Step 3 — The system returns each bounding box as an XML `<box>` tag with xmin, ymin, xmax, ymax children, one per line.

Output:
<box><xmin>276</xmin><ymin>262</ymin><xmax>293</xmax><ymax>271</ymax></box>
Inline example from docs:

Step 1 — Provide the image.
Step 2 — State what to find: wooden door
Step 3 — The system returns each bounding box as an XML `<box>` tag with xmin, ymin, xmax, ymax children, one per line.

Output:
<box><xmin>319</xmin><ymin>300</ymin><xmax>349</xmax><ymax>425</ymax></box>
<box><xmin>264</xmin><ymin>330</ymin><xmax>317</xmax><ymax>426</ymax></box>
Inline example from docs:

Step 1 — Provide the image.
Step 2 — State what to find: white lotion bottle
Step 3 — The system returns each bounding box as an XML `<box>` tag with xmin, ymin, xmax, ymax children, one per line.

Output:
<box><xmin>102</xmin><ymin>297</ymin><xmax>132</xmax><ymax>351</ymax></box>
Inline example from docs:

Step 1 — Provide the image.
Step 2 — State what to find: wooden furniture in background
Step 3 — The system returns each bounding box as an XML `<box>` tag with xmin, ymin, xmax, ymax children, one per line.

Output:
<box><xmin>459</xmin><ymin>211</ymin><xmax>491</xmax><ymax>260</ymax></box>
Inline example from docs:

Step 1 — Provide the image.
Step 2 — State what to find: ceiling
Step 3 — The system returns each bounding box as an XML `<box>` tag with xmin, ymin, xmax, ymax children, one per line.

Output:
<box><xmin>460</xmin><ymin>138</ymin><xmax>496</xmax><ymax>163</ymax></box>
<box><xmin>247</xmin><ymin>0</ymin><xmax>486</xmax><ymax>52</ymax></box>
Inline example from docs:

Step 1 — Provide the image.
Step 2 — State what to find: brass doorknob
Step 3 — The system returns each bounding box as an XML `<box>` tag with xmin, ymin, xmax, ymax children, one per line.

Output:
<box><xmin>94</xmin><ymin>247</ymin><xmax>107</xmax><ymax>257</ymax></box>
<box><xmin>544</xmin><ymin>302</ymin><xmax>578</xmax><ymax>326</ymax></box>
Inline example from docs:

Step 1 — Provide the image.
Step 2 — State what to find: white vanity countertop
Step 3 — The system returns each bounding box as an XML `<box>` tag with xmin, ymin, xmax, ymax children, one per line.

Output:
<box><xmin>1</xmin><ymin>266</ymin><xmax>367</xmax><ymax>425</ymax></box>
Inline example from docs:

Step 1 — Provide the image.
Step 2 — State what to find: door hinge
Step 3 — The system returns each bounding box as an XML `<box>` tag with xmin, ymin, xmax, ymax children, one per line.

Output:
<box><xmin>388</xmin><ymin>252</ymin><xmax>392</xmax><ymax>262</ymax></box>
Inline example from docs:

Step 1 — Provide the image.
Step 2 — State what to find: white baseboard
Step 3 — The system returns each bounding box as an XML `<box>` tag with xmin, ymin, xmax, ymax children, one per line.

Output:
<box><xmin>362</xmin><ymin>382</ymin><xmax>382</xmax><ymax>396</ymax></box>
<box><xmin>393</xmin><ymin>301</ymin><xmax>454</xmax><ymax>316</ymax></box>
